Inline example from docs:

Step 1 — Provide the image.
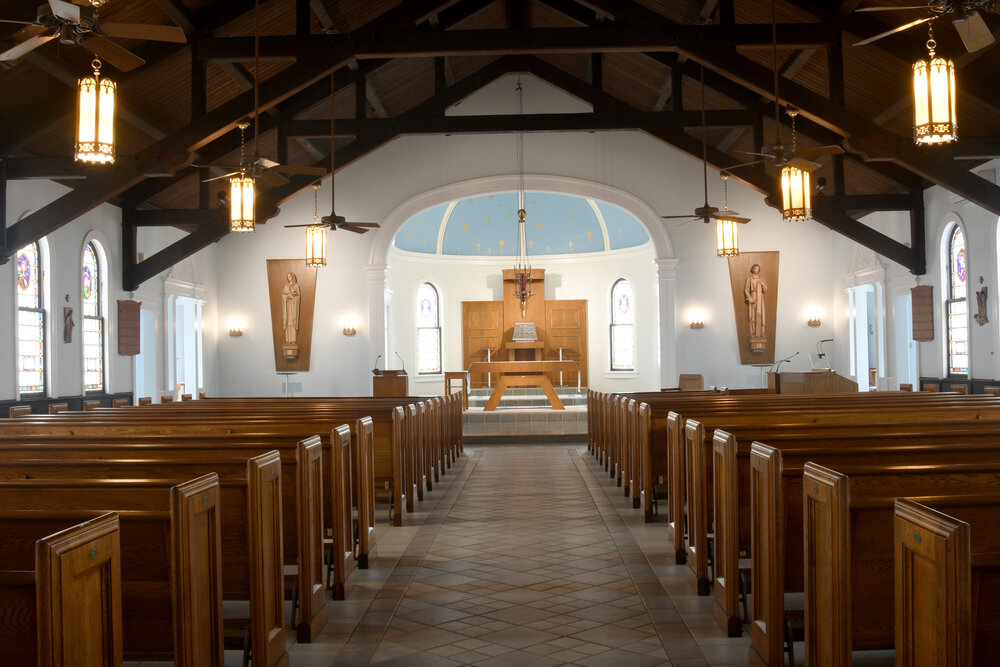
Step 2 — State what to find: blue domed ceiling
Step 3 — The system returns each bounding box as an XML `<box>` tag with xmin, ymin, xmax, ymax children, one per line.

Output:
<box><xmin>394</xmin><ymin>192</ymin><xmax>649</xmax><ymax>256</ymax></box>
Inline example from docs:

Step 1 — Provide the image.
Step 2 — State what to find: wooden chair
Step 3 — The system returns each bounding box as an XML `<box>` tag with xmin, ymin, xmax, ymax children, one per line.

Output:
<box><xmin>199</xmin><ymin>391</ymin><xmax>207</xmax><ymax>399</ymax></box>
<box><xmin>986</xmin><ymin>386</ymin><xmax>1000</xmax><ymax>396</ymax></box>
<box><xmin>138</xmin><ymin>397</ymin><xmax>152</xmax><ymax>406</ymax></box>
<box><xmin>160</xmin><ymin>395</ymin><xmax>173</xmax><ymax>403</ymax></box>
<box><xmin>899</xmin><ymin>383</ymin><xmax>913</xmax><ymax>391</ymax></box>
<box><xmin>83</xmin><ymin>399</ymin><xmax>101</xmax><ymax>411</ymax></box>
<box><xmin>8</xmin><ymin>406</ymin><xmax>30</xmax><ymax>418</ymax></box>
<box><xmin>112</xmin><ymin>398</ymin><xmax>129</xmax><ymax>408</ymax></box>
<box><xmin>678</xmin><ymin>374</ymin><xmax>704</xmax><ymax>391</ymax></box>
<box><xmin>949</xmin><ymin>383</ymin><xmax>969</xmax><ymax>394</ymax></box>
<box><xmin>181</xmin><ymin>393</ymin><xmax>193</xmax><ymax>401</ymax></box>
<box><xmin>921</xmin><ymin>382</ymin><xmax>941</xmax><ymax>392</ymax></box>
<box><xmin>444</xmin><ymin>371</ymin><xmax>469</xmax><ymax>410</ymax></box>
<box><xmin>48</xmin><ymin>403</ymin><xmax>69</xmax><ymax>414</ymax></box>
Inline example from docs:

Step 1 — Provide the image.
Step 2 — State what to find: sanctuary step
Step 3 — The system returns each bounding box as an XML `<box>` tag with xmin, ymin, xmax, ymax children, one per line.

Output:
<box><xmin>467</xmin><ymin>385</ymin><xmax>588</xmax><ymax>409</ymax></box>
<box><xmin>462</xmin><ymin>404</ymin><xmax>587</xmax><ymax>445</ymax></box>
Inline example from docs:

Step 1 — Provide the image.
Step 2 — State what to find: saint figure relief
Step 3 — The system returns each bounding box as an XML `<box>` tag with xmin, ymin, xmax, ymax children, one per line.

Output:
<box><xmin>744</xmin><ymin>263</ymin><xmax>767</xmax><ymax>340</ymax></box>
<box><xmin>281</xmin><ymin>272</ymin><xmax>301</xmax><ymax>358</ymax></box>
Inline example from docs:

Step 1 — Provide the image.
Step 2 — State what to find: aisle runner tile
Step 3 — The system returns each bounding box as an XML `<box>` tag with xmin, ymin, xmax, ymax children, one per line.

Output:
<box><xmin>328</xmin><ymin>445</ymin><xmax>708</xmax><ymax>666</ymax></box>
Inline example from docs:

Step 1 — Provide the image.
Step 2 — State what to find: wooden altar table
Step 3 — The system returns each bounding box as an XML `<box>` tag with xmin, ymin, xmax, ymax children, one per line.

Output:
<box><xmin>467</xmin><ymin>361</ymin><xmax>580</xmax><ymax>411</ymax></box>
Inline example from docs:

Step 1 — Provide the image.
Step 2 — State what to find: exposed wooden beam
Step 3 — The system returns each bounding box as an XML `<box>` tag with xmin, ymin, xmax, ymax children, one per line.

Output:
<box><xmin>192</xmin><ymin>24</ymin><xmax>842</xmax><ymax>61</ymax></box>
<box><xmin>812</xmin><ymin>198</ymin><xmax>923</xmax><ymax>273</ymax></box>
<box><xmin>4</xmin><ymin>157</ymin><xmax>104</xmax><ymax>180</ymax></box>
<box><xmin>125</xmin><ymin>218</ymin><xmax>230</xmax><ymax>291</ymax></box>
<box><xmin>281</xmin><ymin>108</ymin><xmax>761</xmax><ymax>137</ymax></box>
<box><xmin>151</xmin><ymin>0</ymin><xmax>197</xmax><ymax>35</ymax></box>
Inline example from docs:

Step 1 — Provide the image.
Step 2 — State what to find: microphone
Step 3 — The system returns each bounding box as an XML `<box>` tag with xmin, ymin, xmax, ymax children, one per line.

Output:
<box><xmin>372</xmin><ymin>354</ymin><xmax>382</xmax><ymax>375</ymax></box>
<box><xmin>819</xmin><ymin>338</ymin><xmax>833</xmax><ymax>343</ymax></box>
<box><xmin>395</xmin><ymin>352</ymin><xmax>406</xmax><ymax>373</ymax></box>
<box><xmin>770</xmin><ymin>351</ymin><xmax>799</xmax><ymax>373</ymax></box>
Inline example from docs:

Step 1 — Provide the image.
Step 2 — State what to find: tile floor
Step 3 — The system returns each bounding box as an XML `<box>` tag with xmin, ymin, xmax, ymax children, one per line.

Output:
<box><xmin>284</xmin><ymin>443</ymin><xmax>754</xmax><ymax>666</ymax></box>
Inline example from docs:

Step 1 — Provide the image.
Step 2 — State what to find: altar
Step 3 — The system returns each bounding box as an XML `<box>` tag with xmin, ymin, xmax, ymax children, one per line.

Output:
<box><xmin>467</xmin><ymin>360</ymin><xmax>580</xmax><ymax>411</ymax></box>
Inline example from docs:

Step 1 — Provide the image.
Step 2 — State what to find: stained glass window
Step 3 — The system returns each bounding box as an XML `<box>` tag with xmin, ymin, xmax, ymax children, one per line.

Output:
<box><xmin>947</xmin><ymin>225</ymin><xmax>968</xmax><ymax>376</ymax></box>
<box><xmin>416</xmin><ymin>282</ymin><xmax>441</xmax><ymax>374</ymax></box>
<box><xmin>83</xmin><ymin>241</ymin><xmax>105</xmax><ymax>392</ymax></box>
<box><xmin>610</xmin><ymin>278</ymin><xmax>635</xmax><ymax>371</ymax></box>
<box><xmin>16</xmin><ymin>242</ymin><xmax>45</xmax><ymax>395</ymax></box>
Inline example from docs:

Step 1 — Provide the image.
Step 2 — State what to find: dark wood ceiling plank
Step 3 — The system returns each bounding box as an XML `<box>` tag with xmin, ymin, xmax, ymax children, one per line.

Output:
<box><xmin>151</xmin><ymin>0</ymin><xmax>197</xmax><ymax>35</ymax></box>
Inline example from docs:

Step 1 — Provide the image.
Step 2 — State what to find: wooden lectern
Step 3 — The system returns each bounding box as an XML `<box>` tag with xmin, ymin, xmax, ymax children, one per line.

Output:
<box><xmin>373</xmin><ymin>370</ymin><xmax>408</xmax><ymax>397</ymax></box>
<box><xmin>767</xmin><ymin>370</ymin><xmax>858</xmax><ymax>394</ymax></box>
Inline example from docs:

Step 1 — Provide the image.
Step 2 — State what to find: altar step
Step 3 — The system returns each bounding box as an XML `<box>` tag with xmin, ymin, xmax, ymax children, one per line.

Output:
<box><xmin>467</xmin><ymin>386</ymin><xmax>588</xmax><ymax>409</ymax></box>
<box><xmin>462</xmin><ymin>405</ymin><xmax>588</xmax><ymax>443</ymax></box>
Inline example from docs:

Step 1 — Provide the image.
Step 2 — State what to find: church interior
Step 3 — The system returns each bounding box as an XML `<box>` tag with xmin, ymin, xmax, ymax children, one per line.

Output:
<box><xmin>3</xmin><ymin>0</ymin><xmax>1000</xmax><ymax>664</ymax></box>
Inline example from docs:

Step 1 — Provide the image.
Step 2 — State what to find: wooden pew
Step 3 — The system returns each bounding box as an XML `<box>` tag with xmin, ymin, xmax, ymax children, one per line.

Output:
<box><xmin>785</xmin><ymin>458</ymin><xmax>1000</xmax><ymax>666</ymax></box>
<box><xmin>894</xmin><ymin>497</ymin><xmax>1000</xmax><ymax>666</ymax></box>
<box><xmin>0</xmin><ymin>476</ymin><xmax>224</xmax><ymax>665</ymax></box>
<box><xmin>9</xmin><ymin>406</ymin><xmax>30</xmax><ymax>418</ymax></box>
<box><xmin>0</xmin><ymin>512</ymin><xmax>122</xmax><ymax>666</ymax></box>
<box><xmin>0</xmin><ymin>438</ymin><xmax>329</xmax><ymax>641</ymax></box>
<box><xmin>353</xmin><ymin>417</ymin><xmax>377</xmax><ymax>568</ymax></box>
<box><xmin>328</xmin><ymin>424</ymin><xmax>356</xmax><ymax>600</ymax></box>
<box><xmin>709</xmin><ymin>427</ymin><xmax>1000</xmax><ymax>638</ymax></box>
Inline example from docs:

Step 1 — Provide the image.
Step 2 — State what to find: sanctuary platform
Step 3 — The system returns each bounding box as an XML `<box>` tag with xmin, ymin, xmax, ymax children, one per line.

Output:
<box><xmin>462</xmin><ymin>386</ymin><xmax>588</xmax><ymax>444</ymax></box>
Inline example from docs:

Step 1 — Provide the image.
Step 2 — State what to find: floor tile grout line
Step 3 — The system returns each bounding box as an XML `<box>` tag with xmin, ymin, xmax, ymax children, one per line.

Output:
<box><xmin>572</xmin><ymin>448</ymin><xmax>710</xmax><ymax>664</ymax></box>
<box><xmin>334</xmin><ymin>449</ymin><xmax>483</xmax><ymax>664</ymax></box>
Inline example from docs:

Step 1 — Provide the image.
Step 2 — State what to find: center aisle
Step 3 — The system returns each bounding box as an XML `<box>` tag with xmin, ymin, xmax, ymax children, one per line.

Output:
<box><xmin>305</xmin><ymin>445</ymin><xmax>741</xmax><ymax>666</ymax></box>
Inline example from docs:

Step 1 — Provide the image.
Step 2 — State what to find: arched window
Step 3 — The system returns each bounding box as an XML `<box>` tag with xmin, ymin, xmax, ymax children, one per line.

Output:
<box><xmin>946</xmin><ymin>225</ymin><xmax>969</xmax><ymax>376</ymax></box>
<box><xmin>416</xmin><ymin>282</ymin><xmax>441</xmax><ymax>374</ymax></box>
<box><xmin>610</xmin><ymin>278</ymin><xmax>635</xmax><ymax>371</ymax></box>
<box><xmin>82</xmin><ymin>241</ymin><xmax>106</xmax><ymax>392</ymax></box>
<box><xmin>15</xmin><ymin>242</ymin><xmax>46</xmax><ymax>395</ymax></box>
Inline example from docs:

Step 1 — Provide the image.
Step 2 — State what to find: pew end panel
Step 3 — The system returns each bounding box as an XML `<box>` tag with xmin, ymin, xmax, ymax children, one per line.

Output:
<box><xmin>894</xmin><ymin>497</ymin><xmax>971</xmax><ymax>667</ymax></box>
<box><xmin>329</xmin><ymin>425</ymin><xmax>356</xmax><ymax>601</ymax></box>
<box><xmin>666</xmin><ymin>412</ymin><xmax>686</xmax><ymax>563</ymax></box>
<box><xmin>749</xmin><ymin>443</ymin><xmax>784</xmax><ymax>666</ymax></box>
<box><xmin>712</xmin><ymin>430</ymin><xmax>742</xmax><ymax>637</ymax></box>
<box><xmin>684</xmin><ymin>419</ymin><xmax>711</xmax><ymax>596</ymax></box>
<box><xmin>247</xmin><ymin>452</ymin><xmax>289</xmax><ymax>667</ymax></box>
<box><xmin>802</xmin><ymin>463</ymin><xmax>852</xmax><ymax>667</ymax></box>
<box><xmin>34</xmin><ymin>512</ymin><xmax>123</xmax><ymax>667</ymax></box>
<box><xmin>354</xmin><ymin>417</ymin><xmax>377</xmax><ymax>569</ymax></box>
<box><xmin>295</xmin><ymin>437</ymin><xmax>327</xmax><ymax>644</ymax></box>
<box><xmin>637</xmin><ymin>403</ymin><xmax>650</xmax><ymax>512</ymax></box>
<box><xmin>169</xmin><ymin>474</ymin><xmax>225</xmax><ymax>666</ymax></box>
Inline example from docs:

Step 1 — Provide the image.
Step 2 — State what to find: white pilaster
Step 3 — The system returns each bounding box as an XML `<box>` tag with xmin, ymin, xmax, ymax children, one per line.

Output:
<box><xmin>656</xmin><ymin>258</ymin><xmax>679</xmax><ymax>390</ymax></box>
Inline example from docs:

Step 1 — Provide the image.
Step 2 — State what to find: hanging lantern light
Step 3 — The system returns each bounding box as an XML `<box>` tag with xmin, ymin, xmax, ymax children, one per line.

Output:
<box><xmin>913</xmin><ymin>24</ymin><xmax>957</xmax><ymax>145</ymax></box>
<box><xmin>781</xmin><ymin>164</ymin><xmax>811</xmax><ymax>221</ymax></box>
<box><xmin>229</xmin><ymin>121</ymin><xmax>255</xmax><ymax>232</ymax></box>
<box><xmin>716</xmin><ymin>174</ymin><xmax>748</xmax><ymax>256</ymax></box>
<box><xmin>305</xmin><ymin>184</ymin><xmax>327</xmax><ymax>266</ymax></box>
<box><xmin>75</xmin><ymin>59</ymin><xmax>115</xmax><ymax>164</ymax></box>
<box><xmin>780</xmin><ymin>110</ymin><xmax>811</xmax><ymax>221</ymax></box>
<box><xmin>511</xmin><ymin>79</ymin><xmax>533</xmax><ymax>319</ymax></box>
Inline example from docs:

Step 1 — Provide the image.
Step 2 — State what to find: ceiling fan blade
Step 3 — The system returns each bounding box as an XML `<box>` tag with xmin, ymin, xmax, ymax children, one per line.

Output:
<box><xmin>100</xmin><ymin>23</ymin><xmax>187</xmax><ymax>44</ymax></box>
<box><xmin>0</xmin><ymin>19</ymin><xmax>38</xmax><ymax>27</ymax></box>
<box><xmin>283</xmin><ymin>223</ymin><xmax>314</xmax><ymax>228</ymax></box>
<box><xmin>661</xmin><ymin>214</ymin><xmax>699</xmax><ymax>219</ymax></box>
<box><xmin>856</xmin><ymin>5</ymin><xmax>933</xmax><ymax>12</ymax></box>
<box><xmin>852</xmin><ymin>16</ymin><xmax>932</xmax><ymax>47</ymax></box>
<box><xmin>255</xmin><ymin>156</ymin><xmax>280</xmax><ymax>169</ymax></box>
<box><xmin>79</xmin><ymin>35</ymin><xmax>145</xmax><ymax>71</ymax></box>
<box><xmin>11</xmin><ymin>24</ymin><xmax>50</xmax><ymax>40</ymax></box>
<box><xmin>726</xmin><ymin>158</ymin><xmax>767</xmax><ymax>170</ymax></box>
<box><xmin>347</xmin><ymin>222</ymin><xmax>379</xmax><ymax>227</ymax></box>
<box><xmin>736</xmin><ymin>150</ymin><xmax>775</xmax><ymax>158</ymax></box>
<box><xmin>201</xmin><ymin>171</ymin><xmax>240</xmax><ymax>183</ymax></box>
<box><xmin>192</xmin><ymin>163</ymin><xmax>241</xmax><ymax>171</ymax></box>
<box><xmin>0</xmin><ymin>32</ymin><xmax>56</xmax><ymax>61</ymax></box>
<box><xmin>272</xmin><ymin>165</ymin><xmax>327</xmax><ymax>177</ymax></box>
<box><xmin>719</xmin><ymin>214</ymin><xmax>751</xmax><ymax>224</ymax></box>
<box><xmin>260</xmin><ymin>170</ymin><xmax>288</xmax><ymax>187</ymax></box>
<box><xmin>954</xmin><ymin>12</ymin><xmax>995</xmax><ymax>53</ymax></box>
<box><xmin>48</xmin><ymin>0</ymin><xmax>81</xmax><ymax>23</ymax></box>
<box><xmin>787</xmin><ymin>156</ymin><xmax>821</xmax><ymax>172</ymax></box>
<box><xmin>340</xmin><ymin>224</ymin><xmax>370</xmax><ymax>234</ymax></box>
<box><xmin>796</xmin><ymin>145</ymin><xmax>844</xmax><ymax>159</ymax></box>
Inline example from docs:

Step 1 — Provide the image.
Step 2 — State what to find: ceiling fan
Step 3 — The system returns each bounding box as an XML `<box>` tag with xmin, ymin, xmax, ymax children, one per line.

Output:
<box><xmin>0</xmin><ymin>0</ymin><xmax>186</xmax><ymax>72</ymax></box>
<box><xmin>285</xmin><ymin>72</ymin><xmax>379</xmax><ymax>235</ymax></box>
<box><xmin>660</xmin><ymin>67</ymin><xmax>749</xmax><ymax>227</ymax></box>
<box><xmin>731</xmin><ymin>1</ymin><xmax>844</xmax><ymax>174</ymax></box>
<box><xmin>853</xmin><ymin>1</ymin><xmax>996</xmax><ymax>52</ymax></box>
<box><xmin>197</xmin><ymin>0</ymin><xmax>325</xmax><ymax>190</ymax></box>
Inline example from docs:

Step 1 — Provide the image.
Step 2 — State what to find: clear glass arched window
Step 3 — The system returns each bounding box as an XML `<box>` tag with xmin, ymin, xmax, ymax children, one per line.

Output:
<box><xmin>416</xmin><ymin>282</ymin><xmax>441</xmax><ymax>374</ymax></box>
<box><xmin>946</xmin><ymin>225</ymin><xmax>969</xmax><ymax>376</ymax></box>
<box><xmin>15</xmin><ymin>242</ymin><xmax>46</xmax><ymax>395</ymax></box>
<box><xmin>82</xmin><ymin>241</ymin><xmax>106</xmax><ymax>392</ymax></box>
<box><xmin>610</xmin><ymin>278</ymin><xmax>635</xmax><ymax>371</ymax></box>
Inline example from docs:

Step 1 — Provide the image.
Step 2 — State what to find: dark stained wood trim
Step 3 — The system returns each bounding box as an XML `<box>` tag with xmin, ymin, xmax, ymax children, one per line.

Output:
<box><xmin>811</xmin><ymin>198</ymin><xmax>923</xmax><ymax>273</ymax></box>
<box><xmin>125</xmin><ymin>219</ymin><xmax>230</xmax><ymax>291</ymax></box>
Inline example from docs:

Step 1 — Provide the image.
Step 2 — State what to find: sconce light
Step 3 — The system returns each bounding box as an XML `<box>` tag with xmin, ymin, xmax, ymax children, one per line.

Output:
<box><xmin>341</xmin><ymin>316</ymin><xmax>358</xmax><ymax>336</ymax></box>
<box><xmin>690</xmin><ymin>320</ymin><xmax>705</xmax><ymax>329</ymax></box>
<box><xmin>227</xmin><ymin>318</ymin><xmax>245</xmax><ymax>337</ymax></box>
<box><xmin>689</xmin><ymin>310</ymin><xmax>706</xmax><ymax>329</ymax></box>
<box><xmin>806</xmin><ymin>308</ymin><xmax>823</xmax><ymax>327</ymax></box>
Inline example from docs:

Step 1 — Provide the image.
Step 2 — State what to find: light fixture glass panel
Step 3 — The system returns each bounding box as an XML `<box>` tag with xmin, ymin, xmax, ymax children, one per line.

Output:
<box><xmin>716</xmin><ymin>217</ymin><xmax>740</xmax><ymax>256</ymax></box>
<box><xmin>913</xmin><ymin>48</ymin><xmax>957</xmax><ymax>145</ymax></box>
<box><xmin>75</xmin><ymin>61</ymin><xmax>116</xmax><ymax>164</ymax></box>
<box><xmin>781</xmin><ymin>165</ymin><xmax>811</xmax><ymax>221</ymax></box>
<box><xmin>230</xmin><ymin>174</ymin><xmax>255</xmax><ymax>232</ymax></box>
<box><xmin>305</xmin><ymin>224</ymin><xmax>327</xmax><ymax>266</ymax></box>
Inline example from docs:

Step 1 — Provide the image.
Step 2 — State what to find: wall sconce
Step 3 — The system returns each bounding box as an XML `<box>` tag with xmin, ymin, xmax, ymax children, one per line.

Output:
<box><xmin>689</xmin><ymin>310</ymin><xmax>706</xmax><ymax>329</ymax></box>
<box><xmin>805</xmin><ymin>308</ymin><xmax>823</xmax><ymax>327</ymax></box>
<box><xmin>341</xmin><ymin>316</ymin><xmax>358</xmax><ymax>336</ymax></box>
<box><xmin>690</xmin><ymin>320</ymin><xmax>705</xmax><ymax>329</ymax></box>
<box><xmin>227</xmin><ymin>318</ymin><xmax>245</xmax><ymax>337</ymax></box>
